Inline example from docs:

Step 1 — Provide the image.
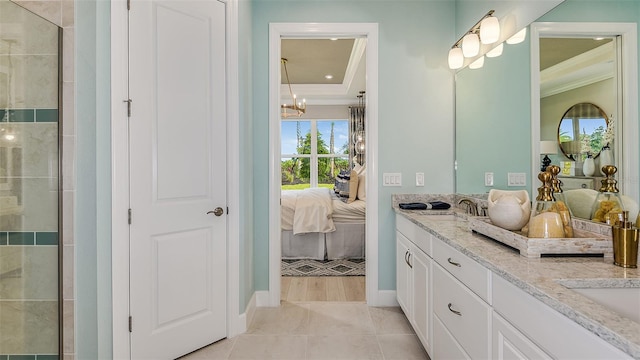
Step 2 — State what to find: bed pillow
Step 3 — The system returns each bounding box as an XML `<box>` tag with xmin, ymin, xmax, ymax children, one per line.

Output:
<box><xmin>348</xmin><ymin>169</ymin><xmax>359</xmax><ymax>203</ymax></box>
<box><xmin>357</xmin><ymin>171</ymin><xmax>366</xmax><ymax>201</ymax></box>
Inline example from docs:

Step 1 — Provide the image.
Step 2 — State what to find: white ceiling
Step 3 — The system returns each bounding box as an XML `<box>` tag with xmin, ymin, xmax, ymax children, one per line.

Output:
<box><xmin>280</xmin><ymin>38</ymin><xmax>366</xmax><ymax>105</ymax></box>
<box><xmin>540</xmin><ymin>37</ymin><xmax>615</xmax><ymax>98</ymax></box>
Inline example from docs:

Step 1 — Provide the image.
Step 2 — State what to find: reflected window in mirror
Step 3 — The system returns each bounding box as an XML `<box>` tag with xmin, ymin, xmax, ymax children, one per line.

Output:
<box><xmin>557</xmin><ymin>102</ymin><xmax>609</xmax><ymax>161</ymax></box>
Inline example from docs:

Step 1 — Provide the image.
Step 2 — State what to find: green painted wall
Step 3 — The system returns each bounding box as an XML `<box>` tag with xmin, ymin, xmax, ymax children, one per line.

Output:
<box><xmin>251</xmin><ymin>0</ymin><xmax>457</xmax><ymax>293</ymax></box>
<box><xmin>455</xmin><ymin>37</ymin><xmax>532</xmax><ymax>194</ymax></box>
<box><xmin>75</xmin><ymin>0</ymin><xmax>112</xmax><ymax>358</ymax></box>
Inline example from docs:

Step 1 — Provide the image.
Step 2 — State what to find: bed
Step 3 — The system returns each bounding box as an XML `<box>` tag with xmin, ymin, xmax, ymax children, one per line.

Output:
<box><xmin>281</xmin><ymin>184</ymin><xmax>366</xmax><ymax>260</ymax></box>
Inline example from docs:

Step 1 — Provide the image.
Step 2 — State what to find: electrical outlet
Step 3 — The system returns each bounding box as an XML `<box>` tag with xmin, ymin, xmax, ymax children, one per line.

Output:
<box><xmin>485</xmin><ymin>172</ymin><xmax>494</xmax><ymax>186</ymax></box>
<box><xmin>416</xmin><ymin>172</ymin><xmax>424</xmax><ymax>186</ymax></box>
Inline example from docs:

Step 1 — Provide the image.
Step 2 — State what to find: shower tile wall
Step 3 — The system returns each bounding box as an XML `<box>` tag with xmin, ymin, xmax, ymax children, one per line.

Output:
<box><xmin>1</xmin><ymin>1</ymin><xmax>61</xmax><ymax>357</ymax></box>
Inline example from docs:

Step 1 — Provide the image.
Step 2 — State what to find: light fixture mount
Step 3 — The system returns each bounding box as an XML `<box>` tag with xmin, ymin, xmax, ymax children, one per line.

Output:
<box><xmin>281</xmin><ymin>58</ymin><xmax>307</xmax><ymax>118</ymax></box>
<box><xmin>448</xmin><ymin>10</ymin><xmax>500</xmax><ymax>69</ymax></box>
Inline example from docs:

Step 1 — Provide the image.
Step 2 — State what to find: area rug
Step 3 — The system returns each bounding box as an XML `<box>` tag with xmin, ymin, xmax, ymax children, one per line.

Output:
<box><xmin>281</xmin><ymin>259</ymin><xmax>365</xmax><ymax>276</ymax></box>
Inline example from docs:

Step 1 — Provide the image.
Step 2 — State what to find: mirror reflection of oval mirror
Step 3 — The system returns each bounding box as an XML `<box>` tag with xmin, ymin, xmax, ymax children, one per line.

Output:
<box><xmin>557</xmin><ymin>102</ymin><xmax>609</xmax><ymax>160</ymax></box>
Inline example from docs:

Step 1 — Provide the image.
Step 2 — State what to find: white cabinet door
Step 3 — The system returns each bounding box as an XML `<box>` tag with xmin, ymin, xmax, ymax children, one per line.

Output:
<box><xmin>412</xmin><ymin>247</ymin><xmax>432</xmax><ymax>353</ymax></box>
<box><xmin>493</xmin><ymin>312</ymin><xmax>552</xmax><ymax>360</ymax></box>
<box><xmin>396</xmin><ymin>231</ymin><xmax>412</xmax><ymax>316</ymax></box>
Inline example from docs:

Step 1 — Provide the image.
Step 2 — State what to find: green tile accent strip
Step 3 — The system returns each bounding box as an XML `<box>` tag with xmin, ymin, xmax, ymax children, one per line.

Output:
<box><xmin>3</xmin><ymin>110</ymin><xmax>35</xmax><ymax>123</ymax></box>
<box><xmin>35</xmin><ymin>109</ymin><xmax>59</xmax><ymax>123</ymax></box>
<box><xmin>0</xmin><ymin>232</ymin><xmax>6</xmax><ymax>245</ymax></box>
<box><xmin>7</xmin><ymin>355</ymin><xmax>36</xmax><ymax>360</ymax></box>
<box><xmin>36</xmin><ymin>355</ymin><xmax>59</xmax><ymax>360</ymax></box>
<box><xmin>36</xmin><ymin>232</ymin><xmax>58</xmax><ymax>246</ymax></box>
<box><xmin>0</xmin><ymin>355</ymin><xmax>7</xmax><ymax>360</ymax></box>
<box><xmin>7</xmin><ymin>232</ymin><xmax>35</xmax><ymax>245</ymax></box>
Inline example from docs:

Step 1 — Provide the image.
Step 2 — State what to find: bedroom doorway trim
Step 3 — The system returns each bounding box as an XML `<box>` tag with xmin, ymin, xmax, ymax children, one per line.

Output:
<box><xmin>268</xmin><ymin>22</ymin><xmax>379</xmax><ymax>306</ymax></box>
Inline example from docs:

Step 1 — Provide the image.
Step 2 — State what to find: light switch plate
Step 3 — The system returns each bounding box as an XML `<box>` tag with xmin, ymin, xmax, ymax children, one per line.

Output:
<box><xmin>383</xmin><ymin>173</ymin><xmax>402</xmax><ymax>186</ymax></box>
<box><xmin>416</xmin><ymin>172</ymin><xmax>424</xmax><ymax>186</ymax></box>
<box><xmin>508</xmin><ymin>172</ymin><xmax>526</xmax><ymax>186</ymax></box>
<box><xmin>484</xmin><ymin>172</ymin><xmax>494</xmax><ymax>186</ymax></box>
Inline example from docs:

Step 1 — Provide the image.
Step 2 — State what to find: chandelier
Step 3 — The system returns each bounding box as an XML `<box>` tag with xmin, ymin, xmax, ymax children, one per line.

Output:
<box><xmin>281</xmin><ymin>58</ymin><xmax>306</xmax><ymax>118</ymax></box>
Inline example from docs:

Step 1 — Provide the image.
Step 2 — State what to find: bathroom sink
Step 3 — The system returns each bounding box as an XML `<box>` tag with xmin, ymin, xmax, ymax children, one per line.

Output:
<box><xmin>557</xmin><ymin>280</ymin><xmax>640</xmax><ymax>323</ymax></box>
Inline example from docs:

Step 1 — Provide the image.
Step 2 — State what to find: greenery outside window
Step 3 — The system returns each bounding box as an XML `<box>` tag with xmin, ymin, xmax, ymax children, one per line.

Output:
<box><xmin>281</xmin><ymin>119</ymin><xmax>350</xmax><ymax>190</ymax></box>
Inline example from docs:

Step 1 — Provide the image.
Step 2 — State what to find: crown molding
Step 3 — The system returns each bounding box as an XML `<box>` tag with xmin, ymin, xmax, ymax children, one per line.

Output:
<box><xmin>541</xmin><ymin>41</ymin><xmax>614</xmax><ymax>98</ymax></box>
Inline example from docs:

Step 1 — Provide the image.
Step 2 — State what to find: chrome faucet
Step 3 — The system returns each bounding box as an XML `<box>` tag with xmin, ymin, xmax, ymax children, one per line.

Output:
<box><xmin>458</xmin><ymin>198</ymin><xmax>479</xmax><ymax>216</ymax></box>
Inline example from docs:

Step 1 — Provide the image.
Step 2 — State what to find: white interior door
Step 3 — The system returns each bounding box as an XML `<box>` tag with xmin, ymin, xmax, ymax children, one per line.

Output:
<box><xmin>129</xmin><ymin>0</ymin><xmax>227</xmax><ymax>358</ymax></box>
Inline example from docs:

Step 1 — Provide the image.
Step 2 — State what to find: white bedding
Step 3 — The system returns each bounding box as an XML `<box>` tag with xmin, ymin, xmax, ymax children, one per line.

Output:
<box><xmin>281</xmin><ymin>188</ymin><xmax>366</xmax><ymax>234</ymax></box>
<box><xmin>281</xmin><ymin>188</ymin><xmax>336</xmax><ymax>235</ymax></box>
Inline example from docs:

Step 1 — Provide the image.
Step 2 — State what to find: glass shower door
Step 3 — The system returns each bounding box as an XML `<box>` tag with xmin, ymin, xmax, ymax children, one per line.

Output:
<box><xmin>0</xmin><ymin>0</ymin><xmax>61</xmax><ymax>357</ymax></box>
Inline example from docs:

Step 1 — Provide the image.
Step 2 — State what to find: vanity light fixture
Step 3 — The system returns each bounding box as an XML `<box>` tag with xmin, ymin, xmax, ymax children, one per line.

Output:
<box><xmin>469</xmin><ymin>56</ymin><xmax>485</xmax><ymax>70</ymax></box>
<box><xmin>479</xmin><ymin>15</ymin><xmax>500</xmax><ymax>44</ymax></box>
<box><xmin>448</xmin><ymin>10</ymin><xmax>500</xmax><ymax>69</ymax></box>
<box><xmin>486</xmin><ymin>43</ymin><xmax>504</xmax><ymax>58</ymax></box>
<box><xmin>462</xmin><ymin>33</ymin><xmax>480</xmax><ymax>57</ymax></box>
<box><xmin>447</xmin><ymin>47</ymin><xmax>464</xmax><ymax>69</ymax></box>
<box><xmin>281</xmin><ymin>58</ymin><xmax>306</xmax><ymax>118</ymax></box>
<box><xmin>506</xmin><ymin>28</ymin><xmax>527</xmax><ymax>45</ymax></box>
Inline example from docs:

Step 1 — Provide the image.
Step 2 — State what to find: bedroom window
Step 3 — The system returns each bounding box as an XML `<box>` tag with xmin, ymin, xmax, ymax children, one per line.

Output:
<box><xmin>281</xmin><ymin>119</ymin><xmax>350</xmax><ymax>189</ymax></box>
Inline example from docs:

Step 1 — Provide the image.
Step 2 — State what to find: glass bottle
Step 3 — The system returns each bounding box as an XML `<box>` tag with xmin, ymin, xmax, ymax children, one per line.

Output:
<box><xmin>591</xmin><ymin>165</ymin><xmax>625</xmax><ymax>224</ymax></box>
<box><xmin>546</xmin><ymin>165</ymin><xmax>573</xmax><ymax>217</ymax></box>
<box><xmin>527</xmin><ymin>171</ymin><xmax>573</xmax><ymax>238</ymax></box>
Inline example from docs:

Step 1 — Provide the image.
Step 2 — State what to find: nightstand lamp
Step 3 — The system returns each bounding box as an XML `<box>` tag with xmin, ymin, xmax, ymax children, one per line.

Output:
<box><xmin>540</xmin><ymin>141</ymin><xmax>557</xmax><ymax>171</ymax></box>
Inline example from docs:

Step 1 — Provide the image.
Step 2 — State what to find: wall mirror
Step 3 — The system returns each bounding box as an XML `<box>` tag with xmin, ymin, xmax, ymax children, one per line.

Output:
<box><xmin>532</xmin><ymin>22</ymin><xmax>638</xmax><ymax>208</ymax></box>
<box><xmin>557</xmin><ymin>102</ymin><xmax>610</xmax><ymax>160</ymax></box>
<box><xmin>455</xmin><ymin>2</ymin><xmax>639</xmax><ymax>222</ymax></box>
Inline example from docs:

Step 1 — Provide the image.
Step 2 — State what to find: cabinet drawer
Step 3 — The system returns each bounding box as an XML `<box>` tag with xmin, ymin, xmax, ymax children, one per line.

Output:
<box><xmin>433</xmin><ymin>263</ymin><xmax>491</xmax><ymax>359</ymax></box>
<box><xmin>432</xmin><ymin>238</ymin><xmax>491</xmax><ymax>302</ymax></box>
<box><xmin>558</xmin><ymin>176</ymin><xmax>595</xmax><ymax>190</ymax></box>
<box><xmin>434</xmin><ymin>315</ymin><xmax>470</xmax><ymax>360</ymax></box>
<box><xmin>396</xmin><ymin>215</ymin><xmax>432</xmax><ymax>256</ymax></box>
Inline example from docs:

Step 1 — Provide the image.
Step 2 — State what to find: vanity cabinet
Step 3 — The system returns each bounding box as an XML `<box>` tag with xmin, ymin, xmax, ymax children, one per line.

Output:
<box><xmin>493</xmin><ymin>275</ymin><xmax>631</xmax><ymax>359</ymax></box>
<box><xmin>396</xmin><ymin>213</ymin><xmax>633</xmax><ymax>359</ymax></box>
<box><xmin>395</xmin><ymin>215</ymin><xmax>432</xmax><ymax>354</ymax></box>
<box><xmin>492</xmin><ymin>311</ymin><xmax>552</xmax><ymax>359</ymax></box>
<box><xmin>432</xmin><ymin>239</ymin><xmax>492</xmax><ymax>359</ymax></box>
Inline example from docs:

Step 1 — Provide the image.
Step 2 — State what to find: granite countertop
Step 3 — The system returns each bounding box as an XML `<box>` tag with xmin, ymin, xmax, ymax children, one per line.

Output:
<box><xmin>394</xmin><ymin>207</ymin><xmax>640</xmax><ymax>359</ymax></box>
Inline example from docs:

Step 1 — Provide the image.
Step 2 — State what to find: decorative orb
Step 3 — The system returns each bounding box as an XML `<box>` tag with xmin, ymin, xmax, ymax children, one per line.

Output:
<box><xmin>488</xmin><ymin>189</ymin><xmax>531</xmax><ymax>231</ymax></box>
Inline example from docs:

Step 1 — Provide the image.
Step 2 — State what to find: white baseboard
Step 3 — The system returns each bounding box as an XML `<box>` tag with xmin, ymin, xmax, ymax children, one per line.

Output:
<box><xmin>255</xmin><ymin>290</ymin><xmax>271</xmax><ymax>307</ymax></box>
<box><xmin>374</xmin><ymin>290</ymin><xmax>399</xmax><ymax>307</ymax></box>
<box><xmin>232</xmin><ymin>292</ymin><xmax>257</xmax><ymax>337</ymax></box>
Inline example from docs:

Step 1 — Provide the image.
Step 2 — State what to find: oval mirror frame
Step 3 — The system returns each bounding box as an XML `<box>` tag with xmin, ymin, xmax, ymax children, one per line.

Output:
<box><xmin>557</xmin><ymin>102</ymin><xmax>609</xmax><ymax>160</ymax></box>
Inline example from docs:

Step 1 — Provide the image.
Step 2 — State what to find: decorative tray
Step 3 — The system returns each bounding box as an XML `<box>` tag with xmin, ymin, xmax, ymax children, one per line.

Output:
<box><xmin>467</xmin><ymin>217</ymin><xmax>613</xmax><ymax>258</ymax></box>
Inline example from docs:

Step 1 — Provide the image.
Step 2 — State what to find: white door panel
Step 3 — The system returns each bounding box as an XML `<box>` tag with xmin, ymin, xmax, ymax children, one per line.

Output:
<box><xmin>129</xmin><ymin>0</ymin><xmax>227</xmax><ymax>358</ymax></box>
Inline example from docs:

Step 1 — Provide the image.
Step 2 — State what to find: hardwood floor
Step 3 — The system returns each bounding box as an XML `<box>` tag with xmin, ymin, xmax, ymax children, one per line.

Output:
<box><xmin>281</xmin><ymin>276</ymin><xmax>366</xmax><ymax>302</ymax></box>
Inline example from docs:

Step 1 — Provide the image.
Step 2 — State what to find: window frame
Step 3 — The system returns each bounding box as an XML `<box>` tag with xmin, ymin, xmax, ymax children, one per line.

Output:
<box><xmin>280</xmin><ymin>118</ymin><xmax>350</xmax><ymax>188</ymax></box>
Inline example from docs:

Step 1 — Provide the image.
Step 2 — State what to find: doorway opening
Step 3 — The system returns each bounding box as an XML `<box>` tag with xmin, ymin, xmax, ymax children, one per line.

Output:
<box><xmin>268</xmin><ymin>23</ymin><xmax>379</xmax><ymax>306</ymax></box>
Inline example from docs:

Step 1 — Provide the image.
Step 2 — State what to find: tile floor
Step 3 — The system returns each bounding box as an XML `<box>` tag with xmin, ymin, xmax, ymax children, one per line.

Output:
<box><xmin>180</xmin><ymin>301</ymin><xmax>430</xmax><ymax>359</ymax></box>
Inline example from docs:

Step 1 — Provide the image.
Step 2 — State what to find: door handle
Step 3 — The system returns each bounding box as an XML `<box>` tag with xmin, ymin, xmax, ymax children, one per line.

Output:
<box><xmin>207</xmin><ymin>207</ymin><xmax>224</xmax><ymax>216</ymax></box>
